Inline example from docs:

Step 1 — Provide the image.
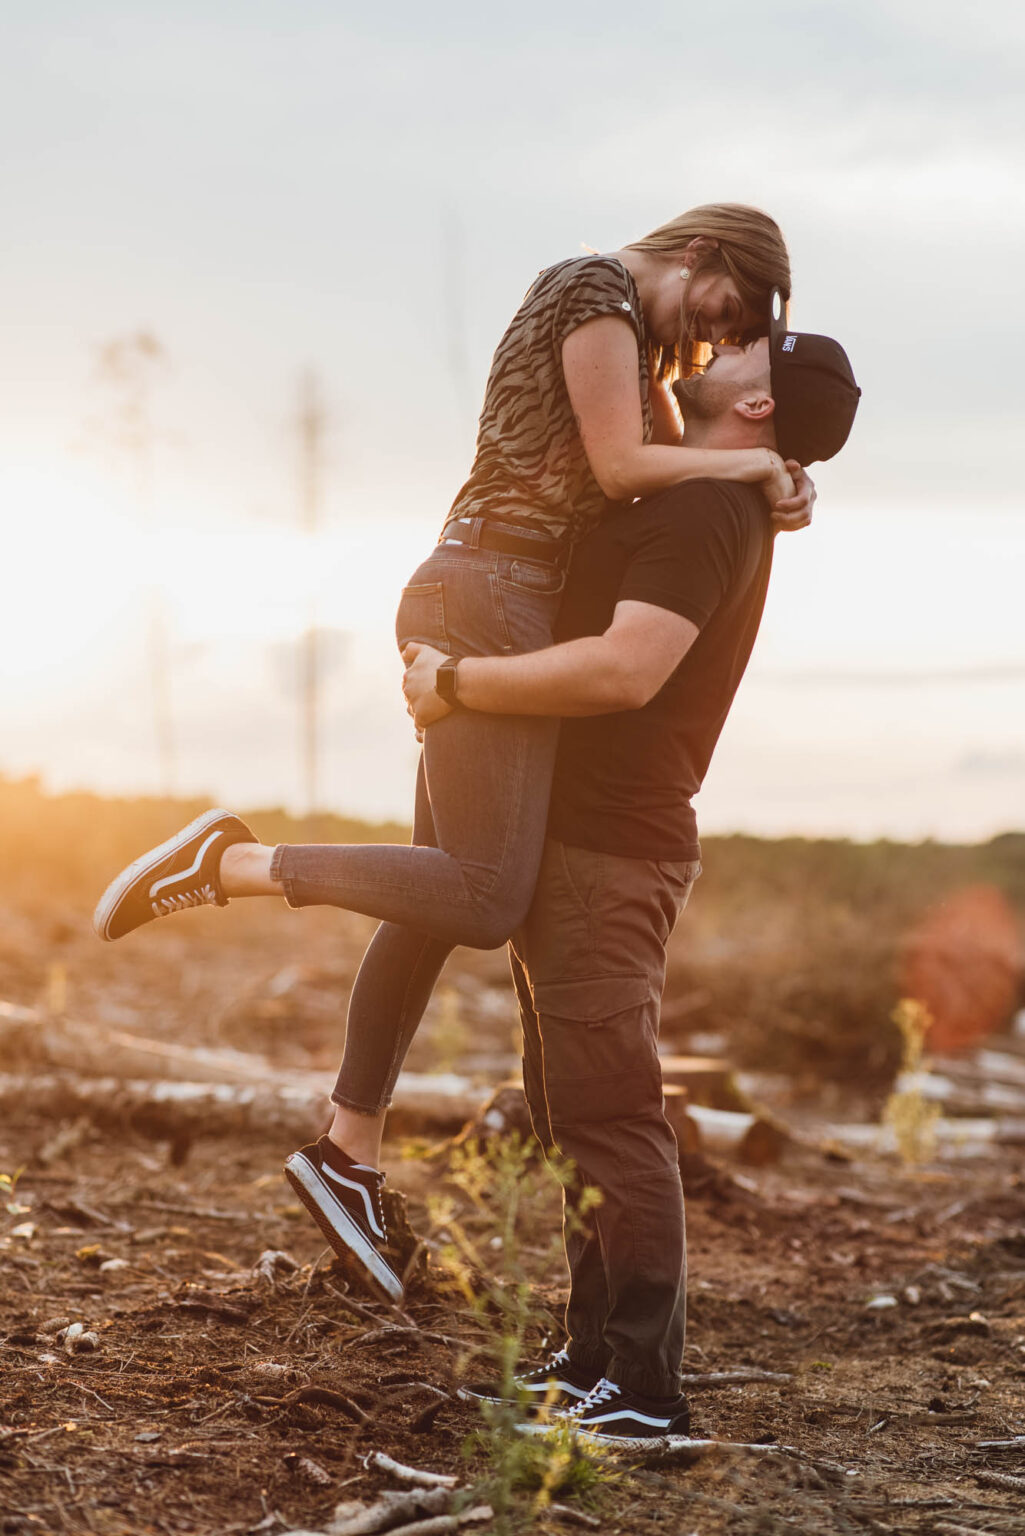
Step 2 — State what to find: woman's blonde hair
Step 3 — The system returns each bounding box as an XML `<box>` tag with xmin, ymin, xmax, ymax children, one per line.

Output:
<box><xmin>627</xmin><ymin>203</ymin><xmax>791</xmax><ymax>379</ymax></box>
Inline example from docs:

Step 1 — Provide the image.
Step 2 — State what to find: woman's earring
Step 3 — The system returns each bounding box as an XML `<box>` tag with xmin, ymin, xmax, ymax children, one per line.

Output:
<box><xmin>679</xmin><ymin>267</ymin><xmax>691</xmax><ymax>282</ymax></box>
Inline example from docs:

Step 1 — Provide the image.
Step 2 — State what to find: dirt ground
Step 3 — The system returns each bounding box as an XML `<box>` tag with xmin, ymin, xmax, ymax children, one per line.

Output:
<box><xmin>3</xmin><ymin>900</ymin><xmax>1025</xmax><ymax>1535</ymax></box>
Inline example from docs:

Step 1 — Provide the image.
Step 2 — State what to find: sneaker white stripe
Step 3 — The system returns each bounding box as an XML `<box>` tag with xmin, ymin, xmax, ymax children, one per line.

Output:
<box><xmin>319</xmin><ymin>1162</ymin><xmax>386</xmax><ymax>1239</ymax></box>
<box><xmin>149</xmin><ymin>829</ymin><xmax>225</xmax><ymax>898</ymax></box>
<box><xmin>581</xmin><ymin>1407</ymin><xmax>677</xmax><ymax>1429</ymax></box>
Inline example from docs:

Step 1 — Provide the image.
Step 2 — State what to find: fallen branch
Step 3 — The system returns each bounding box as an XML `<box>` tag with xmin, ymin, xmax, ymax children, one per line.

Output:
<box><xmin>617</xmin><ymin>1435</ymin><xmax>849</xmax><ymax>1483</ymax></box>
<box><xmin>255</xmin><ymin>1386</ymin><xmax>369</xmax><ymax>1423</ymax></box>
<box><xmin>398</xmin><ymin>1512</ymin><xmax>492</xmax><ymax>1536</ymax></box>
<box><xmin>327</xmin><ymin>1487</ymin><xmax>457</xmax><ymax>1534</ymax></box>
<box><xmin>933</xmin><ymin>1525</ymin><xmax>1004</xmax><ymax>1536</ymax></box>
<box><xmin>974</xmin><ymin>1469</ymin><xmax>1025</xmax><ymax>1492</ymax></box>
<box><xmin>362</xmin><ymin>1451</ymin><xmax>456</xmax><ymax>1488</ymax></box>
<box><xmin>546</xmin><ymin>1506</ymin><xmax>601</xmax><ymax>1529</ymax></box>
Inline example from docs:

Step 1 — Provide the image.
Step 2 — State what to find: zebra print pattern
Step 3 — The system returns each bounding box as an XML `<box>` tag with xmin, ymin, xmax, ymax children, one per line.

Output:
<box><xmin>446</xmin><ymin>256</ymin><xmax>652</xmax><ymax>543</ymax></box>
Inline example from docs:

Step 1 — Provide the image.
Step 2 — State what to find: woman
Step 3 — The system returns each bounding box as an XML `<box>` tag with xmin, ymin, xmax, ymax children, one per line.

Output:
<box><xmin>95</xmin><ymin>204</ymin><xmax>811</xmax><ymax>1296</ymax></box>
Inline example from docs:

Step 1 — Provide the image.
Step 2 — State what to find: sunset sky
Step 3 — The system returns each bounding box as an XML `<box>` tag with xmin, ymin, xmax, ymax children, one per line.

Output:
<box><xmin>2</xmin><ymin>2</ymin><xmax>1023</xmax><ymax>841</ymax></box>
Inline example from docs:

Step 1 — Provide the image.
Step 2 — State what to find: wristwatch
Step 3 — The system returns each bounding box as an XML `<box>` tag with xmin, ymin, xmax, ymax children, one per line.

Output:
<box><xmin>435</xmin><ymin>656</ymin><xmax>460</xmax><ymax>705</ymax></box>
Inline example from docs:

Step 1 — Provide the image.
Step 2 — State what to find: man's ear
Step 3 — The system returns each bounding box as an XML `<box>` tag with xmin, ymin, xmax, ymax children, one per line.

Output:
<box><xmin>733</xmin><ymin>393</ymin><xmax>775</xmax><ymax>425</ymax></box>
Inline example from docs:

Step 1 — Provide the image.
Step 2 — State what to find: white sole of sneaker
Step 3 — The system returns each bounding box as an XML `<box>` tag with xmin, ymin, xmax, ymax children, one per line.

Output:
<box><xmin>458</xmin><ymin>1383</ymin><xmax>592</xmax><ymax>1408</ymax></box>
<box><xmin>93</xmin><ymin>808</ymin><xmax>235</xmax><ymax>942</ymax></box>
<box><xmin>575</xmin><ymin>1429</ymin><xmax>696</xmax><ymax>1452</ymax></box>
<box><xmin>284</xmin><ymin>1151</ymin><xmax>403</xmax><ymax>1302</ymax></box>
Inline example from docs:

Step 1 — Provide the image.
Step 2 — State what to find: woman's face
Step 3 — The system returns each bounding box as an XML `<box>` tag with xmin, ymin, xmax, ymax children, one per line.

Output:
<box><xmin>647</xmin><ymin>263</ymin><xmax>760</xmax><ymax>348</ymax></box>
<box><xmin>685</xmin><ymin>270</ymin><xmax>760</xmax><ymax>344</ymax></box>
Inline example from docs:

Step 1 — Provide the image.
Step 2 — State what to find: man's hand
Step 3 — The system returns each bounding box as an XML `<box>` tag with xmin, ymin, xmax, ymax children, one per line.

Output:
<box><xmin>402</xmin><ymin>642</ymin><xmax>454</xmax><ymax>729</ymax></box>
<box><xmin>771</xmin><ymin>460</ymin><xmax>816</xmax><ymax>532</ymax></box>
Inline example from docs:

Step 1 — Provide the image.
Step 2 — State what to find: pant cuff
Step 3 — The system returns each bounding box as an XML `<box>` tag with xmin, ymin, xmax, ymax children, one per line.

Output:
<box><xmin>606</xmin><ymin>1360</ymin><xmax>682</xmax><ymax>1399</ymax></box>
<box><xmin>567</xmin><ymin>1341</ymin><xmax>610</xmax><ymax>1373</ymax></box>
<box><xmin>330</xmin><ymin>1089</ymin><xmax>390</xmax><ymax>1116</ymax></box>
<box><xmin>270</xmin><ymin>845</ymin><xmax>301</xmax><ymax>909</ymax></box>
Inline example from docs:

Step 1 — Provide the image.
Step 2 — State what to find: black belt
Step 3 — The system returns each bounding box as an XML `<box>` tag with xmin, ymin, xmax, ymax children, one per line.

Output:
<box><xmin>439</xmin><ymin>516</ymin><xmax>569</xmax><ymax>567</ymax></box>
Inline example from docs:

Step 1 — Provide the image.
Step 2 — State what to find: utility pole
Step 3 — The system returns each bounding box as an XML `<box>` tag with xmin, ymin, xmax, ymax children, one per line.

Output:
<box><xmin>297</xmin><ymin>370</ymin><xmax>325</xmax><ymax>824</ymax></box>
<box><xmin>91</xmin><ymin>332</ymin><xmax>176</xmax><ymax>798</ymax></box>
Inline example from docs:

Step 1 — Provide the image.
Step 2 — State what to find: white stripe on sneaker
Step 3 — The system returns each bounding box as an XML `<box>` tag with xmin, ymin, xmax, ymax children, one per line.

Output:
<box><xmin>149</xmin><ymin>829</ymin><xmax>225</xmax><ymax>898</ymax></box>
<box><xmin>318</xmin><ymin>1161</ymin><xmax>386</xmax><ymax>1239</ymax></box>
<box><xmin>581</xmin><ymin>1408</ymin><xmax>676</xmax><ymax>1429</ymax></box>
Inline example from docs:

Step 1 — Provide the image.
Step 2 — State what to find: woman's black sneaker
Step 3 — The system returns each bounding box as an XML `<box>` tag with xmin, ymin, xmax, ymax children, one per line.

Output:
<box><xmin>458</xmin><ymin>1348</ymin><xmax>602</xmax><ymax>1410</ymax></box>
<box><xmin>521</xmin><ymin>1377</ymin><xmax>692</xmax><ymax>1448</ymax></box>
<box><xmin>93</xmin><ymin>809</ymin><xmax>257</xmax><ymax>941</ymax></box>
<box><xmin>283</xmin><ymin>1136</ymin><xmax>403</xmax><ymax>1302</ymax></box>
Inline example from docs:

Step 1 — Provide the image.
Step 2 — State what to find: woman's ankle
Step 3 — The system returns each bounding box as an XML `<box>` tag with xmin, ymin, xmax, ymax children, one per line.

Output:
<box><xmin>219</xmin><ymin>841</ymin><xmax>281</xmax><ymax>897</ymax></box>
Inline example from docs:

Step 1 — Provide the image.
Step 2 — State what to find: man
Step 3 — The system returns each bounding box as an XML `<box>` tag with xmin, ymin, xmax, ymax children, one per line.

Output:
<box><xmin>402</xmin><ymin>301</ymin><xmax>859</xmax><ymax>1448</ymax></box>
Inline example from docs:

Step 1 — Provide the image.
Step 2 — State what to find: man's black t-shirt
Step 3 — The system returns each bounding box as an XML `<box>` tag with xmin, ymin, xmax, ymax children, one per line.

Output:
<box><xmin>547</xmin><ymin>479</ymin><xmax>774</xmax><ymax>860</ymax></box>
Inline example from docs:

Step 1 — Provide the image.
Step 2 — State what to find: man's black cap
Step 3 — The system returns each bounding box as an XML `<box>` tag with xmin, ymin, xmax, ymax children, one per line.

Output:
<box><xmin>767</xmin><ymin>288</ymin><xmax>861</xmax><ymax>465</ymax></box>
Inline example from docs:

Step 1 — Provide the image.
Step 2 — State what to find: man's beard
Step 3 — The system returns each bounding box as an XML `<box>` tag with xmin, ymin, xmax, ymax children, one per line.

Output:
<box><xmin>673</xmin><ymin>370</ymin><xmax>734</xmax><ymax>423</ymax></box>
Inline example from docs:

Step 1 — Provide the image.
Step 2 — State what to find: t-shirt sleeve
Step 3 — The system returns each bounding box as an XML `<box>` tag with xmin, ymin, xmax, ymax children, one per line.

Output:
<box><xmin>615</xmin><ymin>485</ymin><xmax>741</xmax><ymax>630</ymax></box>
<box><xmin>552</xmin><ymin>257</ymin><xmax>644</xmax><ymax>349</ymax></box>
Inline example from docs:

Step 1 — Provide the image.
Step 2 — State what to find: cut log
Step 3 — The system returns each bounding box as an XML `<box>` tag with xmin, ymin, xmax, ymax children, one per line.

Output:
<box><xmin>895</xmin><ymin>1070</ymin><xmax>1025</xmax><ymax>1116</ymax></box>
<box><xmin>930</xmin><ymin>1048</ymin><xmax>1025</xmax><ymax>1092</ymax></box>
<box><xmin>686</xmin><ymin>1105</ymin><xmax>787</xmax><ymax>1167</ymax></box>
<box><xmin>0</xmin><ymin>1071</ymin><xmax>487</xmax><ymax>1147</ymax></box>
<box><xmin>658</xmin><ymin>1056</ymin><xmax>746</xmax><ymax>1110</ymax></box>
<box><xmin>825</xmin><ymin>1117</ymin><xmax>1025</xmax><ymax>1158</ymax></box>
<box><xmin>662</xmin><ymin>1087</ymin><xmax>700</xmax><ymax>1155</ymax></box>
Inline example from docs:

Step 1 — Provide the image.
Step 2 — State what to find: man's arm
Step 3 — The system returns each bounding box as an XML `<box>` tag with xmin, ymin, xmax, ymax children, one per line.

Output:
<box><xmin>402</xmin><ymin>601</ymin><xmax>699</xmax><ymax>728</ymax></box>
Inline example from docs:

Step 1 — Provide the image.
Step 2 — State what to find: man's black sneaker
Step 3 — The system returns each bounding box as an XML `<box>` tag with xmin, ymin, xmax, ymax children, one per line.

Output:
<box><xmin>93</xmin><ymin>809</ymin><xmax>257</xmax><ymax>942</ymax></box>
<box><xmin>458</xmin><ymin>1348</ymin><xmax>602</xmax><ymax>1410</ymax></box>
<box><xmin>521</xmin><ymin>1377</ymin><xmax>692</xmax><ymax>1448</ymax></box>
<box><xmin>283</xmin><ymin>1135</ymin><xmax>403</xmax><ymax>1302</ymax></box>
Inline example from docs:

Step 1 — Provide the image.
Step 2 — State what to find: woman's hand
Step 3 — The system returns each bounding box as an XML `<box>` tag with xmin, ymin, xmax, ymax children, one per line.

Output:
<box><xmin>402</xmin><ymin>642</ymin><xmax>454</xmax><ymax>729</ymax></box>
<box><xmin>770</xmin><ymin>459</ymin><xmax>816</xmax><ymax>533</ymax></box>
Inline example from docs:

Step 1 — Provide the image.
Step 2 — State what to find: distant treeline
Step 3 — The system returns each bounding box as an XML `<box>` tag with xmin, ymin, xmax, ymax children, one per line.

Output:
<box><xmin>3</xmin><ymin>774</ymin><xmax>1022</xmax><ymax>1087</ymax></box>
<box><xmin>4</xmin><ymin>771</ymin><xmax>1020</xmax><ymax>907</ymax></box>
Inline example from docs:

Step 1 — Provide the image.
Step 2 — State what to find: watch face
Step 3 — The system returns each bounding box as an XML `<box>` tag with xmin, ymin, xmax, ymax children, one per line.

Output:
<box><xmin>437</xmin><ymin>659</ymin><xmax>458</xmax><ymax>703</ymax></box>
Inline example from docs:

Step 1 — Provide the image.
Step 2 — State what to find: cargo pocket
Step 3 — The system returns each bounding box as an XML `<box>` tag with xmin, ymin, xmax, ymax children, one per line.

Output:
<box><xmin>533</xmin><ymin>973</ymin><xmax>662</xmax><ymax>1125</ymax></box>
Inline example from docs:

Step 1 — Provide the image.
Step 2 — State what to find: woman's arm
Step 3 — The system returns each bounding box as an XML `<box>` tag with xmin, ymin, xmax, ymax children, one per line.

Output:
<box><xmin>563</xmin><ymin>317</ymin><xmax>811</xmax><ymax>527</ymax></box>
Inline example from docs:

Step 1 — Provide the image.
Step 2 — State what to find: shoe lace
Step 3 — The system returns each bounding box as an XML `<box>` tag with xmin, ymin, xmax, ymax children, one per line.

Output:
<box><xmin>518</xmin><ymin>1348</ymin><xmax>571</xmax><ymax>1384</ymax></box>
<box><xmin>152</xmin><ymin>883</ymin><xmax>219</xmax><ymax>917</ymax></box>
<box><xmin>370</xmin><ymin>1169</ymin><xmax>388</xmax><ymax>1242</ymax></box>
<box><xmin>573</xmin><ymin>1378</ymin><xmax>621</xmax><ymax>1415</ymax></box>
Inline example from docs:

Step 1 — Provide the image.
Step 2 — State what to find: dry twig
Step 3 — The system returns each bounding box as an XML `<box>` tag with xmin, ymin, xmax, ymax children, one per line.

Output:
<box><xmin>362</xmin><ymin>1450</ymin><xmax>457</xmax><ymax>1487</ymax></box>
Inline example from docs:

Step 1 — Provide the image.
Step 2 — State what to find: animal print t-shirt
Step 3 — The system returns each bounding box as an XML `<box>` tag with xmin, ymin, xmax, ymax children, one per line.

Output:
<box><xmin>446</xmin><ymin>256</ymin><xmax>652</xmax><ymax>543</ymax></box>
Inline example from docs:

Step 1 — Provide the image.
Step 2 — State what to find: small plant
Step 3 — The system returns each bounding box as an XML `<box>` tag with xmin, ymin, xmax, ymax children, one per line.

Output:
<box><xmin>426</xmin><ymin>1135</ymin><xmax>610</xmax><ymax>1532</ymax></box>
<box><xmin>1</xmin><ymin>1168</ymin><xmax>31</xmax><ymax>1218</ymax></box>
<box><xmin>882</xmin><ymin>997</ymin><xmax>940</xmax><ymax>1164</ymax></box>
